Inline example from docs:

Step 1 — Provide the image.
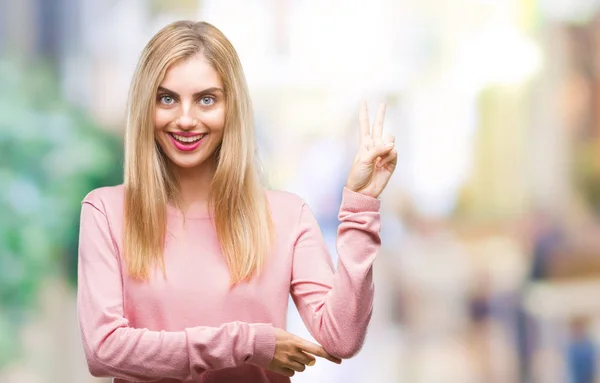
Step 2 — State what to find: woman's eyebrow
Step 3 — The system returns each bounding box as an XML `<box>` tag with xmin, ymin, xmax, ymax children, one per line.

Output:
<box><xmin>157</xmin><ymin>86</ymin><xmax>224</xmax><ymax>98</ymax></box>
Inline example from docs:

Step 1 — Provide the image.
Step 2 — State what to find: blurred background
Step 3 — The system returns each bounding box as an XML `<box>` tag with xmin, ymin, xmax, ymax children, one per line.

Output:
<box><xmin>4</xmin><ymin>0</ymin><xmax>600</xmax><ymax>382</ymax></box>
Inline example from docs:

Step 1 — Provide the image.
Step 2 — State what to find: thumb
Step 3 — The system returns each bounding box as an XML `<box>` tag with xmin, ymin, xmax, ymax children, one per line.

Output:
<box><xmin>364</xmin><ymin>142</ymin><xmax>395</xmax><ymax>163</ymax></box>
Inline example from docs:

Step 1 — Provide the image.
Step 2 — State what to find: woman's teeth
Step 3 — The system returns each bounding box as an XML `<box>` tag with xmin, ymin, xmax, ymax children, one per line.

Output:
<box><xmin>171</xmin><ymin>133</ymin><xmax>204</xmax><ymax>143</ymax></box>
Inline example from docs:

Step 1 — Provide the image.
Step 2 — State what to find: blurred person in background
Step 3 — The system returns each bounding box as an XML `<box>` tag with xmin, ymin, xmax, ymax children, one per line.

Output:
<box><xmin>76</xmin><ymin>20</ymin><xmax>398</xmax><ymax>383</ymax></box>
<box><xmin>567</xmin><ymin>318</ymin><xmax>596</xmax><ymax>383</ymax></box>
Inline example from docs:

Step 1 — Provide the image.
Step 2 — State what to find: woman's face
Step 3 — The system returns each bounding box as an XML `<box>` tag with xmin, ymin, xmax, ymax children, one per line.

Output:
<box><xmin>154</xmin><ymin>53</ymin><xmax>226</xmax><ymax>172</ymax></box>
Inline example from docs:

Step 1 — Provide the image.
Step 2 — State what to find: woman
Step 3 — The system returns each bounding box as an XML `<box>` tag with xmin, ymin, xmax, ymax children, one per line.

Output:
<box><xmin>77</xmin><ymin>20</ymin><xmax>397</xmax><ymax>383</ymax></box>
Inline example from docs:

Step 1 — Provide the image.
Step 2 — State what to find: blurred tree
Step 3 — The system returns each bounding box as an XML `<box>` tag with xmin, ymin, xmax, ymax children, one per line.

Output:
<box><xmin>574</xmin><ymin>141</ymin><xmax>600</xmax><ymax>213</ymax></box>
<box><xmin>0</xmin><ymin>58</ymin><xmax>123</xmax><ymax>367</ymax></box>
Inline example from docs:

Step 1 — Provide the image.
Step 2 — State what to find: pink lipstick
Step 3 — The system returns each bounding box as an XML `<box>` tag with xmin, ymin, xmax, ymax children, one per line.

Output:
<box><xmin>168</xmin><ymin>133</ymin><xmax>205</xmax><ymax>152</ymax></box>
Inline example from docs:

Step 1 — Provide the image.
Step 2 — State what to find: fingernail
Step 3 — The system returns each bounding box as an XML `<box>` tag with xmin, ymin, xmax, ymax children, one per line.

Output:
<box><xmin>308</xmin><ymin>360</ymin><xmax>316</xmax><ymax>366</ymax></box>
<box><xmin>386</xmin><ymin>142</ymin><xmax>394</xmax><ymax>148</ymax></box>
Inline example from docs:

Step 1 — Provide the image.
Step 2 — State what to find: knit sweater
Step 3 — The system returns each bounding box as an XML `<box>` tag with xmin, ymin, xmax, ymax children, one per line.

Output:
<box><xmin>77</xmin><ymin>184</ymin><xmax>381</xmax><ymax>382</ymax></box>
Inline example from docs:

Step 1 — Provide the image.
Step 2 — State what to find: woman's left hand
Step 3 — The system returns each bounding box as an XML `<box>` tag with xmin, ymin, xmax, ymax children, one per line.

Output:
<box><xmin>345</xmin><ymin>102</ymin><xmax>397</xmax><ymax>199</ymax></box>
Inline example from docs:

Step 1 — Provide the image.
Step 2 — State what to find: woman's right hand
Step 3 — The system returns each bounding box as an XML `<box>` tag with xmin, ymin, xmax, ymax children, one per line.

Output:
<box><xmin>267</xmin><ymin>328</ymin><xmax>342</xmax><ymax>377</ymax></box>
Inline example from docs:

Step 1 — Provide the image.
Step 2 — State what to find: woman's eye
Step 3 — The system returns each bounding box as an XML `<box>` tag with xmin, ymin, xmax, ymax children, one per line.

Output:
<box><xmin>159</xmin><ymin>95</ymin><xmax>175</xmax><ymax>105</ymax></box>
<box><xmin>200</xmin><ymin>96</ymin><xmax>215</xmax><ymax>106</ymax></box>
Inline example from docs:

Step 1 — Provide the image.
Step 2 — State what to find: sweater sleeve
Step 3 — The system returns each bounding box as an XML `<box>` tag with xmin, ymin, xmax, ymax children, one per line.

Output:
<box><xmin>77</xmin><ymin>199</ymin><xmax>276</xmax><ymax>381</ymax></box>
<box><xmin>290</xmin><ymin>187</ymin><xmax>381</xmax><ymax>359</ymax></box>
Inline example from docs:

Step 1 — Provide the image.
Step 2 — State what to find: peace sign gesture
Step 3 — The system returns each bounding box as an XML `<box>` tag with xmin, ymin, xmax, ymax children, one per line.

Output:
<box><xmin>345</xmin><ymin>102</ymin><xmax>397</xmax><ymax>199</ymax></box>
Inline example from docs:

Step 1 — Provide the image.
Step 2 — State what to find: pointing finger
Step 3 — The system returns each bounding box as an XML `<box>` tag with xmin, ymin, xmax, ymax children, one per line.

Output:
<box><xmin>358</xmin><ymin>101</ymin><xmax>370</xmax><ymax>142</ymax></box>
<box><xmin>296</xmin><ymin>338</ymin><xmax>342</xmax><ymax>364</ymax></box>
<box><xmin>372</xmin><ymin>103</ymin><xmax>386</xmax><ymax>144</ymax></box>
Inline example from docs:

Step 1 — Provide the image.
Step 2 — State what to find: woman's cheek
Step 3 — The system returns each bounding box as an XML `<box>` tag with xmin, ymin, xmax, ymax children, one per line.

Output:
<box><xmin>205</xmin><ymin>106</ymin><xmax>226</xmax><ymax>130</ymax></box>
<box><xmin>154</xmin><ymin>108</ymin><xmax>173</xmax><ymax>129</ymax></box>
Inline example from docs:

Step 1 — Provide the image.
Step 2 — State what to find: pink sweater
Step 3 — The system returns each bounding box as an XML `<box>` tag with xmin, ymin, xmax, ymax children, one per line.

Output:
<box><xmin>77</xmin><ymin>185</ymin><xmax>381</xmax><ymax>383</ymax></box>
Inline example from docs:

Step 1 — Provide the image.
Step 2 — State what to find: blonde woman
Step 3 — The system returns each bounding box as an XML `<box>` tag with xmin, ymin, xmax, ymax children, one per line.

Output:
<box><xmin>77</xmin><ymin>21</ymin><xmax>397</xmax><ymax>383</ymax></box>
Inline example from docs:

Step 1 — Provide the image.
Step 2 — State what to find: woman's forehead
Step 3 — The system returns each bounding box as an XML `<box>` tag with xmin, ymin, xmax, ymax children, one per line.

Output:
<box><xmin>160</xmin><ymin>54</ymin><xmax>222</xmax><ymax>92</ymax></box>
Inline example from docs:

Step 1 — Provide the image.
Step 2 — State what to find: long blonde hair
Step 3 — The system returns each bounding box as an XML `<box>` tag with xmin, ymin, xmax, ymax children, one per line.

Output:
<box><xmin>123</xmin><ymin>21</ymin><xmax>273</xmax><ymax>284</ymax></box>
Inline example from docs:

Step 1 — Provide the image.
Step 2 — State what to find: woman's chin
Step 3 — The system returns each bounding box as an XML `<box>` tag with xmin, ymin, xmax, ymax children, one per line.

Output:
<box><xmin>167</xmin><ymin>153</ymin><xmax>215</xmax><ymax>171</ymax></box>
<box><xmin>172</xmin><ymin>160</ymin><xmax>205</xmax><ymax>169</ymax></box>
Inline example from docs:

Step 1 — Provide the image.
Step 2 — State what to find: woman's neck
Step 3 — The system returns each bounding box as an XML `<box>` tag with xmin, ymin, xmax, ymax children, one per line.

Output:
<box><xmin>172</xmin><ymin>160</ymin><xmax>217</xmax><ymax>213</ymax></box>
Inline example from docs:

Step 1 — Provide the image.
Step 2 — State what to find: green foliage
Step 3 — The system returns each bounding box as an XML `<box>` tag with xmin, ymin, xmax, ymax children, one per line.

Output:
<box><xmin>573</xmin><ymin>141</ymin><xmax>600</xmax><ymax>214</ymax></box>
<box><xmin>0</xmin><ymin>58</ymin><xmax>123</xmax><ymax>367</ymax></box>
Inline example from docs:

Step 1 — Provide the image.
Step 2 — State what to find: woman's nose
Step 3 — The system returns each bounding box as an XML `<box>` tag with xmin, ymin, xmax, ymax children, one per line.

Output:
<box><xmin>175</xmin><ymin>115</ymin><xmax>198</xmax><ymax>129</ymax></box>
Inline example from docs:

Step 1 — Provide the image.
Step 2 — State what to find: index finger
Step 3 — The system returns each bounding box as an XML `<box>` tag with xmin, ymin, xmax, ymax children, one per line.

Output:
<box><xmin>372</xmin><ymin>103</ymin><xmax>386</xmax><ymax>144</ymax></box>
<box><xmin>296</xmin><ymin>338</ymin><xmax>342</xmax><ymax>364</ymax></box>
<box><xmin>358</xmin><ymin>101</ymin><xmax>370</xmax><ymax>141</ymax></box>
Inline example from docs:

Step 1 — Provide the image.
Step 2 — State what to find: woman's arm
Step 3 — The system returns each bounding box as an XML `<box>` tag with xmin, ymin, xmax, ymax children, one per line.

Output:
<box><xmin>289</xmin><ymin>101</ymin><xmax>396</xmax><ymax>359</ymax></box>
<box><xmin>77</xmin><ymin>199</ymin><xmax>275</xmax><ymax>381</ymax></box>
<box><xmin>290</xmin><ymin>188</ymin><xmax>381</xmax><ymax>359</ymax></box>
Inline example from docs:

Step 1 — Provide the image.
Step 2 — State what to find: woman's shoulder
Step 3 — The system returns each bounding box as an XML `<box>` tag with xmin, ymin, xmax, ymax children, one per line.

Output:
<box><xmin>264</xmin><ymin>189</ymin><xmax>309</xmax><ymax>222</ymax></box>
<box><xmin>82</xmin><ymin>184</ymin><xmax>125</xmax><ymax>214</ymax></box>
<box><xmin>264</xmin><ymin>188</ymin><xmax>306</xmax><ymax>211</ymax></box>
